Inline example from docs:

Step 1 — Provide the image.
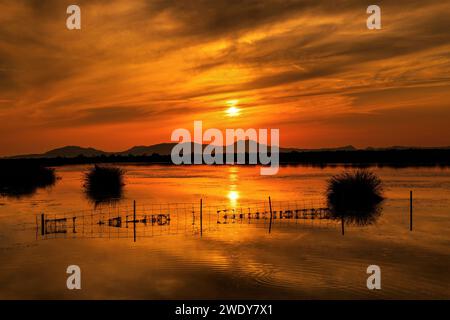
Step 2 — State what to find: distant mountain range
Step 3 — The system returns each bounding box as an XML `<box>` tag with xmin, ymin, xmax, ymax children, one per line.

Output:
<box><xmin>6</xmin><ymin>142</ymin><xmax>449</xmax><ymax>159</ymax></box>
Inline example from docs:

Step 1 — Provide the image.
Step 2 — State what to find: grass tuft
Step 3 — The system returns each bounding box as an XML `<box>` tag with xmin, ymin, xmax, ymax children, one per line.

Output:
<box><xmin>84</xmin><ymin>165</ymin><xmax>125</xmax><ymax>205</ymax></box>
<box><xmin>326</xmin><ymin>170</ymin><xmax>384</xmax><ymax>225</ymax></box>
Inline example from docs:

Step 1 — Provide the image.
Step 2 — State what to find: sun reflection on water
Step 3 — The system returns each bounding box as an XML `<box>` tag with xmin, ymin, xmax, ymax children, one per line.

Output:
<box><xmin>228</xmin><ymin>190</ymin><xmax>239</xmax><ymax>206</ymax></box>
<box><xmin>228</xmin><ymin>166</ymin><xmax>240</xmax><ymax>206</ymax></box>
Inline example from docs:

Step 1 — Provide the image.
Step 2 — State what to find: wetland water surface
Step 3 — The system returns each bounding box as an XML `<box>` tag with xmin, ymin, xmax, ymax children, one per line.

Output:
<box><xmin>0</xmin><ymin>165</ymin><xmax>449</xmax><ymax>299</ymax></box>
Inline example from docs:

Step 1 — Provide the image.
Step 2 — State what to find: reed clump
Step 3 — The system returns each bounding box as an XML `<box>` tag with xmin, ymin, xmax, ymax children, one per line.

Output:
<box><xmin>84</xmin><ymin>165</ymin><xmax>125</xmax><ymax>204</ymax></box>
<box><xmin>0</xmin><ymin>164</ymin><xmax>56</xmax><ymax>198</ymax></box>
<box><xmin>326</xmin><ymin>169</ymin><xmax>384</xmax><ymax>225</ymax></box>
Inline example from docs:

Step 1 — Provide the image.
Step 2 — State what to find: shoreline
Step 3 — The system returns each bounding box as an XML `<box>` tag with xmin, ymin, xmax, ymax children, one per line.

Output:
<box><xmin>1</xmin><ymin>148</ymin><xmax>450</xmax><ymax>168</ymax></box>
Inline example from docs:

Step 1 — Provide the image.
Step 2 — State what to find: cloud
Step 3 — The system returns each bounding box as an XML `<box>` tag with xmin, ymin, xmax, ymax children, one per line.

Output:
<box><xmin>0</xmin><ymin>0</ymin><xmax>449</xmax><ymax>155</ymax></box>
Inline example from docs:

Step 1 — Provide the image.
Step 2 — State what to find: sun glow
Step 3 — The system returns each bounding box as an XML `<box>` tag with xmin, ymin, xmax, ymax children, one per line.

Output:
<box><xmin>225</xmin><ymin>100</ymin><xmax>240</xmax><ymax>117</ymax></box>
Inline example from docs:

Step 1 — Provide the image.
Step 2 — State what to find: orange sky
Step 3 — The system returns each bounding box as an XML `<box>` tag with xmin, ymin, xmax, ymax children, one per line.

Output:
<box><xmin>1</xmin><ymin>0</ymin><xmax>450</xmax><ymax>156</ymax></box>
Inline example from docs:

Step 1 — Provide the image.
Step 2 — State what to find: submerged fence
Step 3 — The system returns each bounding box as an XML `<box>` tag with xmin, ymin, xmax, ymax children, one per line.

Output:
<box><xmin>36</xmin><ymin>198</ymin><xmax>341</xmax><ymax>241</ymax></box>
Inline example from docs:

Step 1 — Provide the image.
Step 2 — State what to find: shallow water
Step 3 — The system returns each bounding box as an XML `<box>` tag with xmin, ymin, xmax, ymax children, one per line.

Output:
<box><xmin>0</xmin><ymin>164</ymin><xmax>449</xmax><ymax>299</ymax></box>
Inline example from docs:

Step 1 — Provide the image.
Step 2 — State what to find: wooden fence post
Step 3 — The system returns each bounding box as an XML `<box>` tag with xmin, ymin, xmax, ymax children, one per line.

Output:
<box><xmin>133</xmin><ymin>200</ymin><xmax>136</xmax><ymax>242</ymax></box>
<box><xmin>200</xmin><ymin>198</ymin><xmax>203</xmax><ymax>237</ymax></box>
<box><xmin>410</xmin><ymin>191</ymin><xmax>413</xmax><ymax>231</ymax></box>
<box><xmin>41</xmin><ymin>213</ymin><xmax>45</xmax><ymax>236</ymax></box>
<box><xmin>268</xmin><ymin>197</ymin><xmax>273</xmax><ymax>234</ymax></box>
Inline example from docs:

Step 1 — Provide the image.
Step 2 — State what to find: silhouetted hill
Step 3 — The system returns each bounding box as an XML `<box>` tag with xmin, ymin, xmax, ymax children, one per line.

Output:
<box><xmin>119</xmin><ymin>141</ymin><xmax>261</xmax><ymax>156</ymax></box>
<box><xmin>281</xmin><ymin>145</ymin><xmax>356</xmax><ymax>152</ymax></box>
<box><xmin>7</xmin><ymin>142</ymin><xmax>359</xmax><ymax>158</ymax></box>
<box><xmin>119</xmin><ymin>143</ymin><xmax>177</xmax><ymax>156</ymax></box>
<box><xmin>365</xmin><ymin>146</ymin><xmax>450</xmax><ymax>151</ymax></box>
<box><xmin>44</xmin><ymin>146</ymin><xmax>108</xmax><ymax>157</ymax></box>
<box><xmin>11</xmin><ymin>146</ymin><xmax>107</xmax><ymax>159</ymax></box>
<box><xmin>7</xmin><ymin>140</ymin><xmax>450</xmax><ymax>162</ymax></box>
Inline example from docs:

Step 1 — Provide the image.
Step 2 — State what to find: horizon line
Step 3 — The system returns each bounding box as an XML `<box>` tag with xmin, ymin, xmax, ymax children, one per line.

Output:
<box><xmin>3</xmin><ymin>141</ymin><xmax>450</xmax><ymax>159</ymax></box>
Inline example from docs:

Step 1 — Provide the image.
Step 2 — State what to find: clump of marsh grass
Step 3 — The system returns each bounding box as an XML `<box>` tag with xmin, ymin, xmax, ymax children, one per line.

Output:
<box><xmin>0</xmin><ymin>164</ymin><xmax>56</xmax><ymax>198</ymax></box>
<box><xmin>326</xmin><ymin>170</ymin><xmax>384</xmax><ymax>225</ymax></box>
<box><xmin>84</xmin><ymin>165</ymin><xmax>125</xmax><ymax>205</ymax></box>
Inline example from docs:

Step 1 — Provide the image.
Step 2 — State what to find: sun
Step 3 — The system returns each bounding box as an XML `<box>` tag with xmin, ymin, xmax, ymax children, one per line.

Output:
<box><xmin>225</xmin><ymin>100</ymin><xmax>240</xmax><ymax>117</ymax></box>
<box><xmin>226</xmin><ymin>106</ymin><xmax>240</xmax><ymax>117</ymax></box>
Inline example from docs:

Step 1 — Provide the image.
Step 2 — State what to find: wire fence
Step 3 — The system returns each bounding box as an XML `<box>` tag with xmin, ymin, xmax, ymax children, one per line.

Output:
<box><xmin>36</xmin><ymin>198</ymin><xmax>340</xmax><ymax>241</ymax></box>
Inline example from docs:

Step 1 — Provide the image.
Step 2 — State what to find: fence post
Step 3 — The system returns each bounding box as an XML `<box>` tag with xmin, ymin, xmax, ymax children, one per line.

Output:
<box><xmin>41</xmin><ymin>213</ymin><xmax>45</xmax><ymax>236</ymax></box>
<box><xmin>200</xmin><ymin>198</ymin><xmax>203</xmax><ymax>237</ymax></box>
<box><xmin>133</xmin><ymin>200</ymin><xmax>136</xmax><ymax>242</ymax></box>
<box><xmin>72</xmin><ymin>216</ymin><xmax>77</xmax><ymax>233</ymax></box>
<box><xmin>268</xmin><ymin>197</ymin><xmax>273</xmax><ymax>234</ymax></box>
<box><xmin>410</xmin><ymin>191</ymin><xmax>413</xmax><ymax>231</ymax></box>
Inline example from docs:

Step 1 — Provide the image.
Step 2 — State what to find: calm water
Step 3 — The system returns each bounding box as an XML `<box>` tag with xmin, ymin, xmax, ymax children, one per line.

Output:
<box><xmin>0</xmin><ymin>164</ymin><xmax>449</xmax><ymax>299</ymax></box>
